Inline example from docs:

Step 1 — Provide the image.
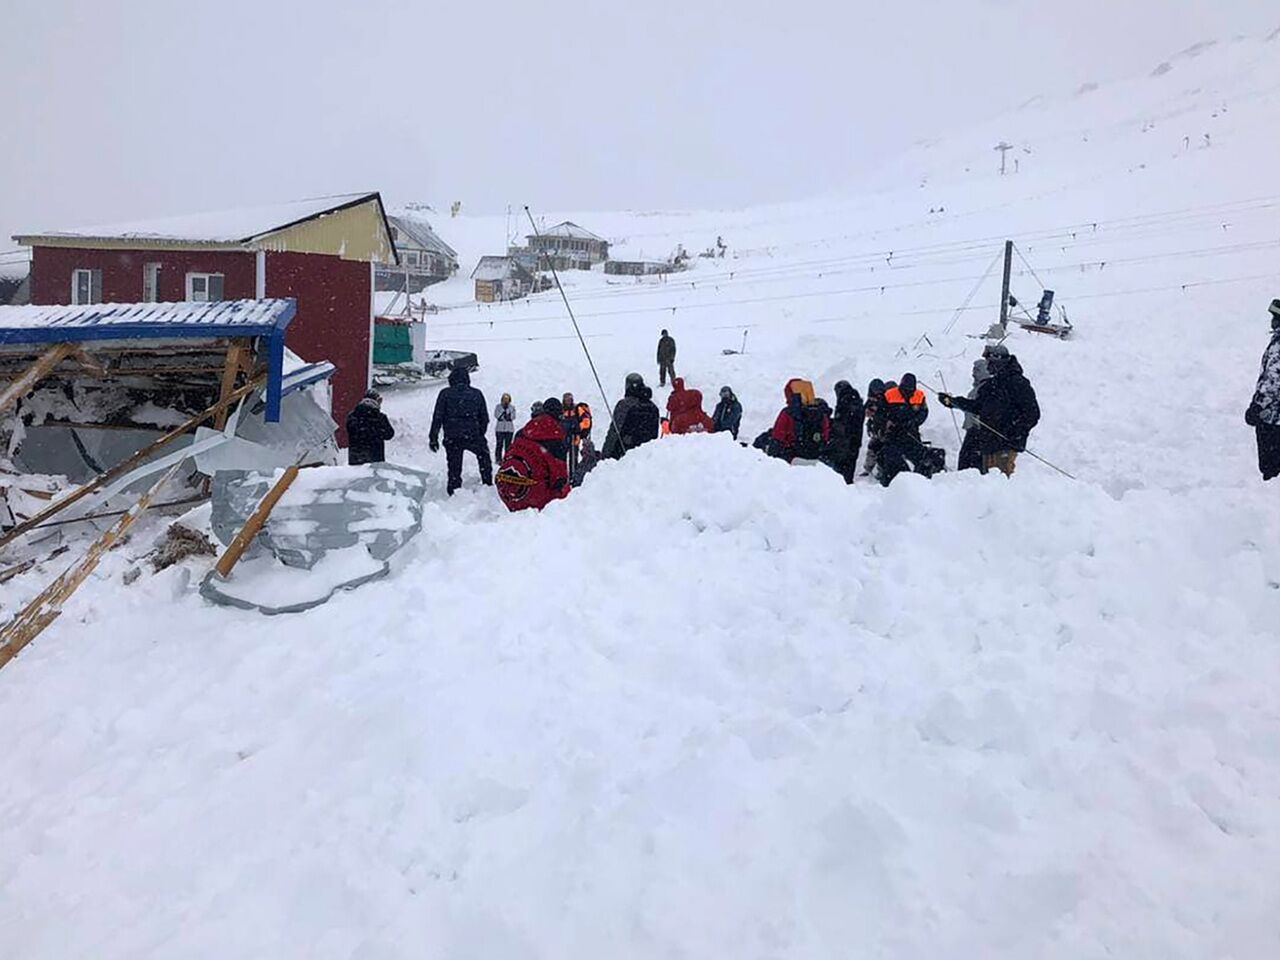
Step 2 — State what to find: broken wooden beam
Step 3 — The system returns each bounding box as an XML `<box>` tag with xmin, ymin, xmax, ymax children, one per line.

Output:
<box><xmin>0</xmin><ymin>343</ymin><xmax>76</xmax><ymax>418</ymax></box>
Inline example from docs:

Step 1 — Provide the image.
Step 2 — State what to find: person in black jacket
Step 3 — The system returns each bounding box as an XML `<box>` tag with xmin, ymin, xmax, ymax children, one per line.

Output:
<box><xmin>939</xmin><ymin>353</ymin><xmax>1040</xmax><ymax>476</ymax></box>
<box><xmin>656</xmin><ymin>329</ymin><xmax>677</xmax><ymax>387</ymax></box>
<box><xmin>1245</xmin><ymin>299</ymin><xmax>1280</xmax><ymax>480</ymax></box>
<box><xmin>826</xmin><ymin>380</ymin><xmax>864</xmax><ymax>483</ymax></box>
<box><xmin>711</xmin><ymin>386</ymin><xmax>743</xmax><ymax>439</ymax></box>
<box><xmin>429</xmin><ymin>366</ymin><xmax>492</xmax><ymax>494</ymax></box>
<box><xmin>602</xmin><ymin>372</ymin><xmax>661</xmax><ymax>459</ymax></box>
<box><xmin>345</xmin><ymin>390</ymin><xmax>395</xmax><ymax>466</ymax></box>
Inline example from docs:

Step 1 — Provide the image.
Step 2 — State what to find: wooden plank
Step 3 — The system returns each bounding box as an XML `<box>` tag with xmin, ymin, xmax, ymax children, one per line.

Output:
<box><xmin>213</xmin><ymin>339</ymin><xmax>250</xmax><ymax>431</ymax></box>
<box><xmin>0</xmin><ymin>373</ymin><xmax>266</xmax><ymax>552</ymax></box>
<box><xmin>0</xmin><ymin>463</ymin><xmax>180</xmax><ymax>672</ymax></box>
<box><xmin>0</xmin><ymin>343</ymin><xmax>75</xmax><ymax>418</ymax></box>
<box><xmin>212</xmin><ymin>466</ymin><xmax>300</xmax><ymax>579</ymax></box>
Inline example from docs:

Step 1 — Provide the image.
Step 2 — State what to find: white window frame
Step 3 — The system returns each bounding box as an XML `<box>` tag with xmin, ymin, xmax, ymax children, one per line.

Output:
<box><xmin>185</xmin><ymin>271</ymin><xmax>225</xmax><ymax>302</ymax></box>
<box><xmin>405</xmin><ymin>250</ymin><xmax>420</xmax><ymax>266</ymax></box>
<box><xmin>142</xmin><ymin>262</ymin><xmax>161</xmax><ymax>302</ymax></box>
<box><xmin>71</xmin><ymin>268</ymin><xmax>102</xmax><ymax>305</ymax></box>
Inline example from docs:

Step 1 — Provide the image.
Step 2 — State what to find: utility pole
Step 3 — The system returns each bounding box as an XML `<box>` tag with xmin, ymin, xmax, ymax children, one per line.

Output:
<box><xmin>999</xmin><ymin>240</ymin><xmax>1014</xmax><ymax>333</ymax></box>
<box><xmin>995</xmin><ymin>141</ymin><xmax>1013</xmax><ymax>176</ymax></box>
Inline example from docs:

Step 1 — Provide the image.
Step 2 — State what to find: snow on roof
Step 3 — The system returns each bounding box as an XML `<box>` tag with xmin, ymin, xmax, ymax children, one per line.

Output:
<box><xmin>471</xmin><ymin>256</ymin><xmax>529</xmax><ymax>281</ymax></box>
<box><xmin>388</xmin><ymin>215</ymin><xmax>458</xmax><ymax>260</ymax></box>
<box><xmin>16</xmin><ymin>193</ymin><xmax>381</xmax><ymax>245</ymax></box>
<box><xmin>0</xmin><ymin>299</ymin><xmax>295</xmax><ymax>343</ymax></box>
<box><xmin>529</xmin><ymin>221</ymin><xmax>605</xmax><ymax>242</ymax></box>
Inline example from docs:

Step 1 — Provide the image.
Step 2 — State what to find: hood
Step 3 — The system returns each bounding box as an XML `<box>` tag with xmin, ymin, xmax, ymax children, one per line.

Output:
<box><xmin>671</xmin><ymin>377</ymin><xmax>686</xmax><ymax>391</ymax></box>
<box><xmin>522</xmin><ymin>413</ymin><xmax>566</xmax><ymax>441</ymax></box>
<box><xmin>784</xmin><ymin>378</ymin><xmax>816</xmax><ymax>404</ymax></box>
<box><xmin>448</xmin><ymin>366</ymin><xmax>471</xmax><ymax>387</ymax></box>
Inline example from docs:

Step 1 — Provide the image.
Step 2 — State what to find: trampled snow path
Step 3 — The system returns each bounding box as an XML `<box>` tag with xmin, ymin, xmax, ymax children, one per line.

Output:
<box><xmin>4</xmin><ymin>28</ymin><xmax>1280</xmax><ymax>960</ymax></box>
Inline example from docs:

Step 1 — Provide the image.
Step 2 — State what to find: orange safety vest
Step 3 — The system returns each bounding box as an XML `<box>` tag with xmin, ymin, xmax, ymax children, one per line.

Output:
<box><xmin>884</xmin><ymin>387</ymin><xmax>926</xmax><ymax>406</ymax></box>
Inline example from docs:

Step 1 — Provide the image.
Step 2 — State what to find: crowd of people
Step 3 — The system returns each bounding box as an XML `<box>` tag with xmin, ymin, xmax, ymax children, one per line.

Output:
<box><xmin>346</xmin><ymin>328</ymin><xmax>1056</xmax><ymax>513</ymax></box>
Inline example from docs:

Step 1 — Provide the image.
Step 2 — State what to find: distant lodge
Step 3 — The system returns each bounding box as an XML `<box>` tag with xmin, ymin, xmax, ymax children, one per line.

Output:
<box><xmin>471</xmin><ymin>256</ymin><xmax>535</xmax><ymax>303</ymax></box>
<box><xmin>605</xmin><ymin>259</ymin><xmax>676</xmax><ymax>277</ymax></box>
<box><xmin>516</xmin><ymin>221</ymin><xmax>609</xmax><ymax>271</ymax></box>
<box><xmin>375</xmin><ymin>215</ymin><xmax>458</xmax><ymax>294</ymax></box>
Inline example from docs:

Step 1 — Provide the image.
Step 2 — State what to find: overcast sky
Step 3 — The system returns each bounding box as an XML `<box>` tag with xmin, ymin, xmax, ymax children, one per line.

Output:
<box><xmin>1</xmin><ymin>0</ymin><xmax>1275</xmax><ymax>251</ymax></box>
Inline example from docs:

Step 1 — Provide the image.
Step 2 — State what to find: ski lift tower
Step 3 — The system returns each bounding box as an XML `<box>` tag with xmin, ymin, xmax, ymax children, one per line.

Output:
<box><xmin>994</xmin><ymin>141</ymin><xmax>1014</xmax><ymax>176</ymax></box>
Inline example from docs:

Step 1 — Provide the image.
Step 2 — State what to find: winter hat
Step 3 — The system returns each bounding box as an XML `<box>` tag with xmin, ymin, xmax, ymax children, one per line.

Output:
<box><xmin>720</xmin><ymin>385</ymin><xmax>733</xmax><ymax>399</ymax></box>
<box><xmin>362</xmin><ymin>389</ymin><xmax>383</xmax><ymax>408</ymax></box>
<box><xmin>867</xmin><ymin>378</ymin><xmax>885</xmax><ymax>397</ymax></box>
<box><xmin>542</xmin><ymin>397</ymin><xmax>564</xmax><ymax>418</ymax></box>
<box><xmin>899</xmin><ymin>373</ymin><xmax>917</xmax><ymax>395</ymax></box>
<box><xmin>531</xmin><ymin>400</ymin><xmax>544</xmax><ymax>416</ymax></box>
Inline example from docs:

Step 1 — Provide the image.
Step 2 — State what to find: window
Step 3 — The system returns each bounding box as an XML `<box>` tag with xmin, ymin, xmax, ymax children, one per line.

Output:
<box><xmin>405</xmin><ymin>250</ymin><xmax>420</xmax><ymax>266</ymax></box>
<box><xmin>186</xmin><ymin>272</ymin><xmax>224</xmax><ymax>302</ymax></box>
<box><xmin>142</xmin><ymin>263</ymin><xmax>160</xmax><ymax>302</ymax></box>
<box><xmin>71</xmin><ymin>268</ymin><xmax>102</xmax><ymax>305</ymax></box>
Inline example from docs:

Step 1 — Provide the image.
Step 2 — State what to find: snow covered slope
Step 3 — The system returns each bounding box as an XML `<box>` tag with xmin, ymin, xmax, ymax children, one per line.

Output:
<box><xmin>2</xmin><ymin>28</ymin><xmax>1279</xmax><ymax>960</ymax></box>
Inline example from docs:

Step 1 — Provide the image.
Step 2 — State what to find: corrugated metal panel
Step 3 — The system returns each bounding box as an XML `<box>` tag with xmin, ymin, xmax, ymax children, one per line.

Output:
<box><xmin>252</xmin><ymin>201</ymin><xmax>396</xmax><ymax>264</ymax></box>
<box><xmin>0</xmin><ymin>298</ymin><xmax>294</xmax><ymax>334</ymax></box>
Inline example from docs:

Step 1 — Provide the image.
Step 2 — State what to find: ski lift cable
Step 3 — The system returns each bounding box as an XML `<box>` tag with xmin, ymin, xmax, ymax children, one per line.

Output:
<box><xmin>943</xmin><ymin>247</ymin><xmax>1004</xmax><ymax>335</ymax></box>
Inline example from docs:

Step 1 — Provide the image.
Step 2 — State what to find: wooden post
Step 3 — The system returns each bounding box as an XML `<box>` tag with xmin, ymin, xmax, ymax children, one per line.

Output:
<box><xmin>213</xmin><ymin>340</ymin><xmax>251</xmax><ymax>431</ymax></box>
<box><xmin>0</xmin><ymin>374</ymin><xmax>266</xmax><ymax>551</ymax></box>
<box><xmin>0</xmin><ymin>343</ymin><xmax>75</xmax><ymax>418</ymax></box>
<box><xmin>212</xmin><ymin>465</ymin><xmax>300</xmax><ymax>579</ymax></box>
<box><xmin>999</xmin><ymin>240</ymin><xmax>1014</xmax><ymax>334</ymax></box>
<box><xmin>0</xmin><ymin>463</ymin><xmax>180</xmax><ymax>672</ymax></box>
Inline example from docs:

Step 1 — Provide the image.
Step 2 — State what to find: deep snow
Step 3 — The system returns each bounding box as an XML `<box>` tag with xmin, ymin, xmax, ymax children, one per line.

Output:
<box><xmin>2</xmin><ymin>28</ymin><xmax>1280</xmax><ymax>960</ymax></box>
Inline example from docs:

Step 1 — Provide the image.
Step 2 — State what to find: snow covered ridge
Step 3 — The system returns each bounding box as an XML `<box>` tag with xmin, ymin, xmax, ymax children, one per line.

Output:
<box><xmin>1</xmin><ymin>439</ymin><xmax>1278</xmax><ymax>957</ymax></box>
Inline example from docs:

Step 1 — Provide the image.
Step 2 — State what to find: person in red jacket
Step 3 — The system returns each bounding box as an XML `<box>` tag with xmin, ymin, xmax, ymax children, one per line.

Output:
<box><xmin>496</xmin><ymin>397</ymin><xmax>572</xmax><ymax>512</ymax></box>
<box><xmin>767</xmin><ymin>378</ymin><xmax>831</xmax><ymax>462</ymax></box>
<box><xmin>666</xmin><ymin>377</ymin><xmax>715</xmax><ymax>435</ymax></box>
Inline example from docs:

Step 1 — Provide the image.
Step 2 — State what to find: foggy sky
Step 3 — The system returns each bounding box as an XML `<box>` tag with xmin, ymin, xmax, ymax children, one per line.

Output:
<box><xmin>1</xmin><ymin>0</ymin><xmax>1275</xmax><ymax>251</ymax></box>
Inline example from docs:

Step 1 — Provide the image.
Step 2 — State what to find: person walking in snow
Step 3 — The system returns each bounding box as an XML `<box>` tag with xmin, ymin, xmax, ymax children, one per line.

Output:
<box><xmin>826</xmin><ymin>380</ymin><xmax>864</xmax><ymax>484</ymax></box>
<box><xmin>957</xmin><ymin>346</ymin><xmax>1000</xmax><ymax>471</ymax></box>
<box><xmin>602</xmin><ymin>372</ymin><xmax>661</xmax><ymax>459</ymax></box>
<box><xmin>657</xmin><ymin>329</ymin><xmax>677</xmax><ymax>387</ymax></box>
<box><xmin>877</xmin><ymin>373</ymin><xmax>931</xmax><ymax>485</ymax></box>
<box><xmin>939</xmin><ymin>352</ymin><xmax>1040</xmax><ymax>477</ymax></box>
<box><xmin>560</xmin><ymin>391</ymin><xmax>593</xmax><ymax>482</ymax></box>
<box><xmin>494</xmin><ymin>392</ymin><xmax>517</xmax><ymax>462</ymax></box>
<box><xmin>345</xmin><ymin>389</ymin><xmax>395</xmax><ymax>466</ymax></box>
<box><xmin>711</xmin><ymin>385</ymin><xmax>743</xmax><ymax>439</ymax></box>
<box><xmin>1245</xmin><ymin>298</ymin><xmax>1280</xmax><ymax>480</ymax></box>
<box><xmin>766</xmin><ymin>378</ymin><xmax>831</xmax><ymax>463</ymax></box>
<box><xmin>666</xmin><ymin>377</ymin><xmax>715</xmax><ymax>434</ymax></box>
<box><xmin>429</xmin><ymin>366</ymin><xmax>492</xmax><ymax>495</ymax></box>
<box><xmin>496</xmin><ymin>397</ymin><xmax>571</xmax><ymax>512</ymax></box>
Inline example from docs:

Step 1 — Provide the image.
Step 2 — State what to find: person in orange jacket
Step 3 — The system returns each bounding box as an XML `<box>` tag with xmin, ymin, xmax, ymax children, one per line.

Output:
<box><xmin>666</xmin><ymin>378</ymin><xmax>715</xmax><ymax>434</ymax></box>
<box><xmin>560</xmin><ymin>392</ymin><xmax>593</xmax><ymax>481</ymax></box>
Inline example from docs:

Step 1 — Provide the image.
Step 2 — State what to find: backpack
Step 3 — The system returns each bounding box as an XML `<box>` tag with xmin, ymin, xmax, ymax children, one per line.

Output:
<box><xmin>792</xmin><ymin>402</ymin><xmax>830</xmax><ymax>461</ymax></box>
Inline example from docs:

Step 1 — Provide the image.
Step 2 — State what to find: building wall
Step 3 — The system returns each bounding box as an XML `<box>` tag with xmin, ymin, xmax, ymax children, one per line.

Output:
<box><xmin>264</xmin><ymin>250</ymin><xmax>371</xmax><ymax>444</ymax></box>
<box><xmin>30</xmin><ymin>246</ymin><xmax>256</xmax><ymax>303</ymax></box>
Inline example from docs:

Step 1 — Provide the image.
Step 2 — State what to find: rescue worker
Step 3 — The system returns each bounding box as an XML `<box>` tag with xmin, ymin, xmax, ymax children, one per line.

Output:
<box><xmin>826</xmin><ymin>380</ymin><xmax>864</xmax><ymax>484</ymax></box>
<box><xmin>767</xmin><ymin>378</ymin><xmax>831</xmax><ymax>463</ymax></box>
<box><xmin>939</xmin><ymin>353</ymin><xmax>1040</xmax><ymax>476</ymax></box>
<box><xmin>602</xmin><ymin>372</ymin><xmax>661</xmax><ymax>459</ymax></box>
<box><xmin>494</xmin><ymin>392</ymin><xmax>517</xmax><ymax>462</ymax></box>
<box><xmin>1244</xmin><ymin>298</ymin><xmax>1280</xmax><ymax>480</ymax></box>
<box><xmin>531</xmin><ymin>399</ymin><xmax>544</xmax><ymax>419</ymax></box>
<box><xmin>496</xmin><ymin>397</ymin><xmax>571</xmax><ymax>512</ymax></box>
<box><xmin>957</xmin><ymin>346</ymin><xmax>1001</xmax><ymax>471</ymax></box>
<box><xmin>666</xmin><ymin>377</ymin><xmax>714</xmax><ymax>434</ymax></box>
<box><xmin>560</xmin><ymin>391</ymin><xmax>593</xmax><ymax>481</ymax></box>
<box><xmin>877</xmin><ymin>373</ymin><xmax>930</xmax><ymax>485</ymax></box>
<box><xmin>711</xmin><ymin>386</ymin><xmax>743</xmax><ymax>439</ymax></box>
<box><xmin>428</xmin><ymin>366</ymin><xmax>492</xmax><ymax>495</ymax></box>
<box><xmin>657</xmin><ymin>329</ymin><xmax>677</xmax><ymax>387</ymax></box>
<box><xmin>345</xmin><ymin>389</ymin><xmax>395</xmax><ymax>466</ymax></box>
<box><xmin>861</xmin><ymin>378</ymin><xmax>888</xmax><ymax>477</ymax></box>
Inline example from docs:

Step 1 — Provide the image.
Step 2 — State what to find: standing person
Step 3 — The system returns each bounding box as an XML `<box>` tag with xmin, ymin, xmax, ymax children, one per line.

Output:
<box><xmin>602</xmin><ymin>372</ymin><xmax>662</xmax><ymax>459</ymax></box>
<box><xmin>938</xmin><ymin>352</ymin><xmax>1040</xmax><ymax>477</ymax></box>
<box><xmin>560</xmin><ymin>391</ymin><xmax>593</xmax><ymax>481</ymax></box>
<box><xmin>957</xmin><ymin>345</ymin><xmax>1001</xmax><ymax>471</ymax></box>
<box><xmin>826</xmin><ymin>380</ymin><xmax>865</xmax><ymax>484</ymax></box>
<box><xmin>429</xmin><ymin>366</ymin><xmax>492</xmax><ymax>495</ymax></box>
<box><xmin>657</xmin><ymin>329</ymin><xmax>677</xmax><ymax>387</ymax></box>
<box><xmin>666</xmin><ymin>377</ymin><xmax>714</xmax><ymax>434</ymax></box>
<box><xmin>494</xmin><ymin>392</ymin><xmax>517</xmax><ymax>463</ymax></box>
<box><xmin>496</xmin><ymin>397</ymin><xmax>571</xmax><ymax>512</ymax></box>
<box><xmin>877</xmin><ymin>373</ymin><xmax>930</xmax><ymax>485</ymax></box>
<box><xmin>861</xmin><ymin>378</ymin><xmax>888</xmax><ymax>477</ymax></box>
<box><xmin>345</xmin><ymin>389</ymin><xmax>395</xmax><ymax>466</ymax></box>
<box><xmin>711</xmin><ymin>385</ymin><xmax>743</xmax><ymax>439</ymax></box>
<box><xmin>1245</xmin><ymin>298</ymin><xmax>1280</xmax><ymax>480</ymax></box>
<box><xmin>766</xmin><ymin>378</ymin><xmax>831</xmax><ymax>463</ymax></box>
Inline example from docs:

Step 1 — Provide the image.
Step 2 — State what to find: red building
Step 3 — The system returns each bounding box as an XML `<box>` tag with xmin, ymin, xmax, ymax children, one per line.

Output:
<box><xmin>13</xmin><ymin>192</ymin><xmax>398</xmax><ymax>444</ymax></box>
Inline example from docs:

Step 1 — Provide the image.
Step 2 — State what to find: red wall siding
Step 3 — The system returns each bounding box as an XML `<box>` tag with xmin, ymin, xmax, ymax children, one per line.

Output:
<box><xmin>264</xmin><ymin>251</ymin><xmax>370</xmax><ymax>446</ymax></box>
<box><xmin>30</xmin><ymin>246</ymin><xmax>255</xmax><ymax>304</ymax></box>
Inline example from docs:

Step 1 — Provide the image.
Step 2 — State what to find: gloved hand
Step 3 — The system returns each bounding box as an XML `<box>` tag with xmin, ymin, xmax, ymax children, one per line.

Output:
<box><xmin>1245</xmin><ymin>404</ymin><xmax>1261</xmax><ymax>427</ymax></box>
<box><xmin>429</xmin><ymin>437</ymin><xmax>440</xmax><ymax>453</ymax></box>
<box><xmin>938</xmin><ymin>393</ymin><xmax>955</xmax><ymax>408</ymax></box>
